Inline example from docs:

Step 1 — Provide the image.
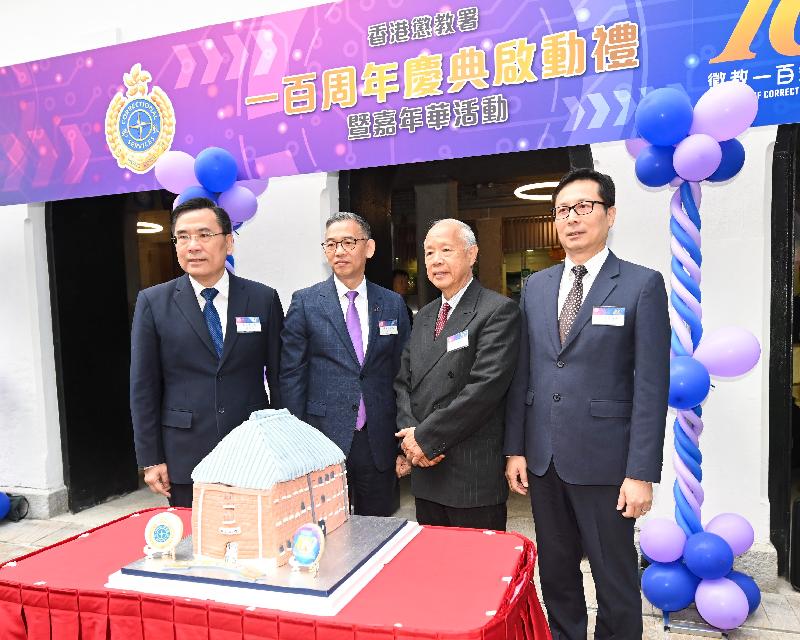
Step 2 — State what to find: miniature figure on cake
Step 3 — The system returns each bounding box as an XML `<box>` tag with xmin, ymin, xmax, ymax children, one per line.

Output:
<box><xmin>189</xmin><ymin>408</ymin><xmax>349</xmax><ymax>577</ymax></box>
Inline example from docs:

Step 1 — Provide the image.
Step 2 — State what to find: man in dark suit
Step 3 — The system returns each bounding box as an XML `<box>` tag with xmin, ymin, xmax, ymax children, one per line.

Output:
<box><xmin>280</xmin><ymin>212</ymin><xmax>411</xmax><ymax>516</ymax></box>
<box><xmin>395</xmin><ymin>219</ymin><xmax>520</xmax><ymax>531</ymax></box>
<box><xmin>504</xmin><ymin>169</ymin><xmax>671</xmax><ymax>639</ymax></box>
<box><xmin>130</xmin><ymin>197</ymin><xmax>283</xmax><ymax>508</ymax></box>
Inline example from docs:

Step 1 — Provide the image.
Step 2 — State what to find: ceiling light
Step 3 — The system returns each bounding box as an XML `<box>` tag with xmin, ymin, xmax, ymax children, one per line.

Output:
<box><xmin>514</xmin><ymin>181</ymin><xmax>560</xmax><ymax>201</ymax></box>
<box><xmin>137</xmin><ymin>221</ymin><xmax>163</xmax><ymax>234</ymax></box>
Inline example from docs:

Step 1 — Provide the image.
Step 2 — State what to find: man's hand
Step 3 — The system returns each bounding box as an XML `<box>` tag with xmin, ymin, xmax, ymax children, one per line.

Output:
<box><xmin>144</xmin><ymin>463</ymin><xmax>171</xmax><ymax>498</ymax></box>
<box><xmin>505</xmin><ymin>456</ymin><xmax>529</xmax><ymax>495</ymax></box>
<box><xmin>396</xmin><ymin>427</ymin><xmax>445</xmax><ymax>467</ymax></box>
<box><xmin>396</xmin><ymin>454</ymin><xmax>412</xmax><ymax>478</ymax></box>
<box><xmin>617</xmin><ymin>477</ymin><xmax>653</xmax><ymax>518</ymax></box>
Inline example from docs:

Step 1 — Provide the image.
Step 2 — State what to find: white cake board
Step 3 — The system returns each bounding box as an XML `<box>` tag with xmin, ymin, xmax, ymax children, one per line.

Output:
<box><xmin>106</xmin><ymin>521</ymin><xmax>421</xmax><ymax>616</ymax></box>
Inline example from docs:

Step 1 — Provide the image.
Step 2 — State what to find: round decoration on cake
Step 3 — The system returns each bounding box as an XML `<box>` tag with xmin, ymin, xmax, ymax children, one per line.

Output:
<box><xmin>290</xmin><ymin>523</ymin><xmax>326</xmax><ymax>576</ymax></box>
<box><xmin>144</xmin><ymin>511</ymin><xmax>184</xmax><ymax>559</ymax></box>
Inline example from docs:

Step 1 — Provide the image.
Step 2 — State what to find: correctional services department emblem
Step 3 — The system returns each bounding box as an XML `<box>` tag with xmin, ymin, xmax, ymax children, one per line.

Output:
<box><xmin>105</xmin><ymin>64</ymin><xmax>175</xmax><ymax>173</ymax></box>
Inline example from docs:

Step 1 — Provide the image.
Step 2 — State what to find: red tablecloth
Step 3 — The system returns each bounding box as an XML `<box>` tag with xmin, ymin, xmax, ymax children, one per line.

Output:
<box><xmin>0</xmin><ymin>508</ymin><xmax>550</xmax><ymax>639</ymax></box>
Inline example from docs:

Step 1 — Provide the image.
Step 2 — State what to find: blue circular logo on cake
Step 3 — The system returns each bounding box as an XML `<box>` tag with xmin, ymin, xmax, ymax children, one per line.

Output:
<box><xmin>153</xmin><ymin>523</ymin><xmax>171</xmax><ymax>544</ymax></box>
<box><xmin>292</xmin><ymin>524</ymin><xmax>325</xmax><ymax>566</ymax></box>
<box><xmin>119</xmin><ymin>98</ymin><xmax>161</xmax><ymax>152</ymax></box>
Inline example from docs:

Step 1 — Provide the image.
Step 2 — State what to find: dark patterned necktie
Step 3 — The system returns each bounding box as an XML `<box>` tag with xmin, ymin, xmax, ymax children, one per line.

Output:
<box><xmin>558</xmin><ymin>265</ymin><xmax>588</xmax><ymax>344</ymax></box>
<box><xmin>434</xmin><ymin>302</ymin><xmax>451</xmax><ymax>339</ymax></box>
<box><xmin>201</xmin><ymin>288</ymin><xmax>223</xmax><ymax>357</ymax></box>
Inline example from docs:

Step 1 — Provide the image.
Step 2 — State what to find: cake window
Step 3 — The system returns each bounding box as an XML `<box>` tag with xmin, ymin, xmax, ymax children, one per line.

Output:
<box><xmin>321</xmin><ymin>494</ymin><xmax>326</xmax><ymax>504</ymax></box>
<box><xmin>279</xmin><ymin>544</ymin><xmax>284</xmax><ymax>553</ymax></box>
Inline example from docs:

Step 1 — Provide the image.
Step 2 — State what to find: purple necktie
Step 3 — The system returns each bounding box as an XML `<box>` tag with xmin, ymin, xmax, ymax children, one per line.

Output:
<box><xmin>345</xmin><ymin>290</ymin><xmax>367</xmax><ymax>430</ymax></box>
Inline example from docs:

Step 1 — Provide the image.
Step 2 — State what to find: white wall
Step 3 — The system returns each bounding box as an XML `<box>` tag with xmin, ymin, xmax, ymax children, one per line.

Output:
<box><xmin>592</xmin><ymin>126</ymin><xmax>777</xmax><ymax>542</ymax></box>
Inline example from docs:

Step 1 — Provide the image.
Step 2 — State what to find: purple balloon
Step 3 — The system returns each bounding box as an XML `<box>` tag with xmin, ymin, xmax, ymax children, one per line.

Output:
<box><xmin>690</xmin><ymin>81</ymin><xmax>759</xmax><ymax>142</ymax></box>
<box><xmin>640</xmin><ymin>518</ymin><xmax>687</xmax><ymax>563</ymax></box>
<box><xmin>155</xmin><ymin>151</ymin><xmax>200</xmax><ymax>194</ymax></box>
<box><xmin>173</xmin><ymin>185</ymin><xmax>216</xmax><ymax>209</ymax></box>
<box><xmin>236</xmin><ymin>178</ymin><xmax>269</xmax><ymax>197</ymax></box>
<box><xmin>705</xmin><ymin>513</ymin><xmax>755</xmax><ymax>556</ymax></box>
<box><xmin>625</xmin><ymin>138</ymin><xmax>648</xmax><ymax>159</ymax></box>
<box><xmin>693</xmin><ymin>327</ymin><xmax>761</xmax><ymax>377</ymax></box>
<box><xmin>695</xmin><ymin>578</ymin><xmax>749</xmax><ymax>630</ymax></box>
<box><xmin>673</xmin><ymin>134</ymin><xmax>722</xmax><ymax>182</ymax></box>
<box><xmin>218</xmin><ymin>184</ymin><xmax>258</xmax><ymax>224</ymax></box>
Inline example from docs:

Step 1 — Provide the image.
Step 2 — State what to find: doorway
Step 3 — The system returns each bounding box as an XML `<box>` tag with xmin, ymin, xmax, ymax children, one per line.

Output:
<box><xmin>46</xmin><ymin>190</ymin><xmax>180</xmax><ymax>511</ymax></box>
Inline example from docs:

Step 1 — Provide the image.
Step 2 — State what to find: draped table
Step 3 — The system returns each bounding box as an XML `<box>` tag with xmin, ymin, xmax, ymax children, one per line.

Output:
<box><xmin>0</xmin><ymin>508</ymin><xmax>550</xmax><ymax>640</ymax></box>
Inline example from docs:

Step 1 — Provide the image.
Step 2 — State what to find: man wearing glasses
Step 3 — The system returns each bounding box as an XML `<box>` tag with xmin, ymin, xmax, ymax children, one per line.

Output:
<box><xmin>130</xmin><ymin>197</ymin><xmax>284</xmax><ymax>507</ymax></box>
<box><xmin>504</xmin><ymin>169</ymin><xmax>670</xmax><ymax>639</ymax></box>
<box><xmin>280</xmin><ymin>212</ymin><xmax>411</xmax><ymax>516</ymax></box>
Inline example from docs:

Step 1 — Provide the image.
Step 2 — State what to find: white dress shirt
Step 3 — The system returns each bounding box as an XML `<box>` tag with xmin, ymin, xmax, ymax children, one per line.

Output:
<box><xmin>334</xmin><ymin>275</ymin><xmax>370</xmax><ymax>355</ymax></box>
<box><xmin>189</xmin><ymin>270</ymin><xmax>230</xmax><ymax>340</ymax></box>
<box><xmin>557</xmin><ymin>247</ymin><xmax>609</xmax><ymax>316</ymax></box>
<box><xmin>441</xmin><ymin>276</ymin><xmax>474</xmax><ymax>313</ymax></box>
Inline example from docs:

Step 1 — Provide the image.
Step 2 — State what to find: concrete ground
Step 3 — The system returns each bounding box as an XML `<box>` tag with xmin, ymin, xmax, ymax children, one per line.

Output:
<box><xmin>1</xmin><ymin>480</ymin><xmax>799</xmax><ymax>638</ymax></box>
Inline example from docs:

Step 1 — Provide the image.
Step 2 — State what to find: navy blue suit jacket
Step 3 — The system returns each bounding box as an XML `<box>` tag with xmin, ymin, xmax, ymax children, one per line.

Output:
<box><xmin>130</xmin><ymin>273</ymin><xmax>283</xmax><ymax>484</ymax></box>
<box><xmin>504</xmin><ymin>251</ymin><xmax>671</xmax><ymax>485</ymax></box>
<box><xmin>280</xmin><ymin>276</ymin><xmax>410</xmax><ymax>472</ymax></box>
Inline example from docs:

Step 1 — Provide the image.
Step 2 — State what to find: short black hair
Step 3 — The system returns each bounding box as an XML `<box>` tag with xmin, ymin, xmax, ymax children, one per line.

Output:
<box><xmin>551</xmin><ymin>168</ymin><xmax>615</xmax><ymax>207</ymax></box>
<box><xmin>326</xmin><ymin>211</ymin><xmax>372</xmax><ymax>239</ymax></box>
<box><xmin>171</xmin><ymin>197</ymin><xmax>232</xmax><ymax>235</ymax></box>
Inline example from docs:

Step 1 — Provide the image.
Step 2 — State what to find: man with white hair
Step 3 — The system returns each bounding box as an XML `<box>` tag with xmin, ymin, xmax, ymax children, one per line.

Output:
<box><xmin>394</xmin><ymin>219</ymin><xmax>520</xmax><ymax>530</ymax></box>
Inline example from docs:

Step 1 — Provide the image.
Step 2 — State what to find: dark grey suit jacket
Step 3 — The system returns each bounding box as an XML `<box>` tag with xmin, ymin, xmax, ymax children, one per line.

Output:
<box><xmin>130</xmin><ymin>273</ymin><xmax>284</xmax><ymax>484</ymax></box>
<box><xmin>395</xmin><ymin>279</ymin><xmax>521</xmax><ymax>508</ymax></box>
<box><xmin>504</xmin><ymin>251</ymin><xmax>671</xmax><ymax>485</ymax></box>
<box><xmin>280</xmin><ymin>277</ymin><xmax>410</xmax><ymax>471</ymax></box>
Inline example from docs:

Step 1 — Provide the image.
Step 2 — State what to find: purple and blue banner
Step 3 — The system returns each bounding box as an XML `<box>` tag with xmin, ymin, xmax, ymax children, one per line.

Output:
<box><xmin>1</xmin><ymin>0</ymin><xmax>798</xmax><ymax>205</ymax></box>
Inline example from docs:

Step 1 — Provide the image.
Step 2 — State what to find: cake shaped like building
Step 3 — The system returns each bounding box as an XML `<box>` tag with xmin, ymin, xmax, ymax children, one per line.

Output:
<box><xmin>190</xmin><ymin>409</ymin><xmax>349</xmax><ymax>571</ymax></box>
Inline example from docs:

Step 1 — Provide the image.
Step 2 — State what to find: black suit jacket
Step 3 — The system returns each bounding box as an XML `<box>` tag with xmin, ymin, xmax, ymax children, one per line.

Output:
<box><xmin>130</xmin><ymin>272</ymin><xmax>283</xmax><ymax>483</ymax></box>
<box><xmin>394</xmin><ymin>279</ymin><xmax>521</xmax><ymax>508</ymax></box>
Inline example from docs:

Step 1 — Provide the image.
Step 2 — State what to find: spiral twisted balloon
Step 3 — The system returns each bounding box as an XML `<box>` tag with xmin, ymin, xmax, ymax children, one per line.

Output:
<box><xmin>669</xmin><ymin>181</ymin><xmax>705</xmax><ymax>535</ymax></box>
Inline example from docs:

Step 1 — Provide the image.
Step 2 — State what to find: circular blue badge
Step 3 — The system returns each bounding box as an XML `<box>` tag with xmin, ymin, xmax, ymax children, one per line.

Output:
<box><xmin>119</xmin><ymin>98</ymin><xmax>161</xmax><ymax>152</ymax></box>
<box><xmin>152</xmin><ymin>523</ymin><xmax>171</xmax><ymax>544</ymax></box>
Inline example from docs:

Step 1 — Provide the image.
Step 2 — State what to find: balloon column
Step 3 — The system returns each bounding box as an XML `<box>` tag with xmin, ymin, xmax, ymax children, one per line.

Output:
<box><xmin>627</xmin><ymin>81</ymin><xmax>762</xmax><ymax>631</ymax></box>
<box><xmin>153</xmin><ymin>147</ymin><xmax>268</xmax><ymax>272</ymax></box>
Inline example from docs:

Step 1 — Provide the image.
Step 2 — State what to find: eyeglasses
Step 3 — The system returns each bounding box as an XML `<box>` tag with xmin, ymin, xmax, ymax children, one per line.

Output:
<box><xmin>171</xmin><ymin>231</ymin><xmax>227</xmax><ymax>246</ymax></box>
<box><xmin>552</xmin><ymin>200</ymin><xmax>607</xmax><ymax>221</ymax></box>
<box><xmin>321</xmin><ymin>238</ymin><xmax>368</xmax><ymax>254</ymax></box>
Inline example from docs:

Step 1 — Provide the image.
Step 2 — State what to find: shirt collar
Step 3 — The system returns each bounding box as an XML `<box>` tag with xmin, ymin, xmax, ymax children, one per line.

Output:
<box><xmin>189</xmin><ymin>269</ymin><xmax>229</xmax><ymax>300</ymax></box>
<box><xmin>564</xmin><ymin>247</ymin><xmax>609</xmax><ymax>280</ymax></box>
<box><xmin>443</xmin><ymin>276</ymin><xmax>474</xmax><ymax>307</ymax></box>
<box><xmin>334</xmin><ymin>275</ymin><xmax>367</xmax><ymax>300</ymax></box>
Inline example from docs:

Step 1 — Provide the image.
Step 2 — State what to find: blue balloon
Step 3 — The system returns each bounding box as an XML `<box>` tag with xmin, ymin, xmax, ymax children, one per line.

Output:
<box><xmin>708</xmin><ymin>139</ymin><xmax>746</xmax><ymax>182</ymax></box>
<box><xmin>635</xmin><ymin>145</ymin><xmax>677</xmax><ymax>187</ymax></box>
<box><xmin>684</xmin><ymin>532</ymin><xmax>734</xmax><ymax>579</ymax></box>
<box><xmin>635</xmin><ymin>88</ymin><xmax>694</xmax><ymax>146</ymax></box>
<box><xmin>173</xmin><ymin>186</ymin><xmax>217</xmax><ymax>208</ymax></box>
<box><xmin>641</xmin><ymin>561</ymin><xmax>699</xmax><ymax>612</ymax></box>
<box><xmin>0</xmin><ymin>492</ymin><xmax>9</xmax><ymax>520</ymax></box>
<box><xmin>669</xmin><ymin>356</ymin><xmax>711</xmax><ymax>409</ymax></box>
<box><xmin>727</xmin><ymin>570</ymin><xmax>761</xmax><ymax>614</ymax></box>
<box><xmin>194</xmin><ymin>147</ymin><xmax>238</xmax><ymax>193</ymax></box>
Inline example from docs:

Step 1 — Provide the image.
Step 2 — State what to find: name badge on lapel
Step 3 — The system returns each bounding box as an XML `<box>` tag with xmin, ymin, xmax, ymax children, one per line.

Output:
<box><xmin>379</xmin><ymin>319</ymin><xmax>398</xmax><ymax>335</ymax></box>
<box><xmin>236</xmin><ymin>317</ymin><xmax>262</xmax><ymax>333</ymax></box>
<box><xmin>447</xmin><ymin>330</ymin><xmax>469</xmax><ymax>352</ymax></box>
<box><xmin>592</xmin><ymin>307</ymin><xmax>625</xmax><ymax>326</ymax></box>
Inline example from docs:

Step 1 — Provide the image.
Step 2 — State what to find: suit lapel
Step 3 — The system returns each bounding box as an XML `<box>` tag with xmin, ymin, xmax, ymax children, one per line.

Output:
<box><xmin>559</xmin><ymin>251</ymin><xmax>620</xmax><ymax>354</ymax></box>
<box><xmin>174</xmin><ymin>274</ymin><xmax>218</xmax><ymax>359</ymax></box>
<box><xmin>319</xmin><ymin>276</ymin><xmax>361</xmax><ymax>367</ymax></box>
<box><xmin>545</xmin><ymin>263</ymin><xmax>564</xmax><ymax>356</ymax></box>
<box><xmin>219</xmin><ymin>272</ymin><xmax>247</xmax><ymax>368</ymax></box>
<box><xmin>361</xmin><ymin>281</ymin><xmax>384</xmax><ymax>370</ymax></box>
<box><xmin>414</xmin><ymin>279</ymin><xmax>480</xmax><ymax>386</ymax></box>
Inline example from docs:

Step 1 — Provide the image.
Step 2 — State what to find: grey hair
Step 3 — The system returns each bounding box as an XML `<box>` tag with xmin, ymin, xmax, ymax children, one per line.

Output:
<box><xmin>326</xmin><ymin>211</ymin><xmax>372</xmax><ymax>239</ymax></box>
<box><xmin>429</xmin><ymin>218</ymin><xmax>477</xmax><ymax>248</ymax></box>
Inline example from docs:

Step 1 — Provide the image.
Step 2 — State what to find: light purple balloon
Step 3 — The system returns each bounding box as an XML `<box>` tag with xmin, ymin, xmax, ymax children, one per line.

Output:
<box><xmin>673</xmin><ymin>134</ymin><xmax>722</xmax><ymax>182</ymax></box>
<box><xmin>218</xmin><ymin>184</ymin><xmax>258</xmax><ymax>224</ymax></box>
<box><xmin>690</xmin><ymin>81</ymin><xmax>759</xmax><ymax>142</ymax></box>
<box><xmin>705</xmin><ymin>513</ymin><xmax>754</xmax><ymax>556</ymax></box>
<box><xmin>695</xmin><ymin>578</ymin><xmax>749</xmax><ymax>630</ymax></box>
<box><xmin>639</xmin><ymin>518</ymin><xmax>687</xmax><ymax>563</ymax></box>
<box><xmin>625</xmin><ymin>138</ymin><xmax>648</xmax><ymax>159</ymax></box>
<box><xmin>154</xmin><ymin>151</ymin><xmax>199</xmax><ymax>194</ymax></box>
<box><xmin>693</xmin><ymin>327</ymin><xmax>761</xmax><ymax>377</ymax></box>
<box><xmin>236</xmin><ymin>178</ymin><xmax>269</xmax><ymax>197</ymax></box>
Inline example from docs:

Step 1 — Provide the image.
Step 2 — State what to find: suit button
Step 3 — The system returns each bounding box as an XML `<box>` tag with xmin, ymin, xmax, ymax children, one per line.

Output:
<box><xmin>217</xmin><ymin>374</ymin><xmax>223</xmax><ymax>380</ymax></box>
<box><xmin>556</xmin><ymin>361</ymin><xmax>565</xmax><ymax>368</ymax></box>
<box><xmin>448</xmin><ymin>371</ymin><xmax>454</xmax><ymax>378</ymax></box>
<box><xmin>359</xmin><ymin>374</ymin><xmax>365</xmax><ymax>380</ymax></box>
<box><xmin>218</xmin><ymin>406</ymin><xmax>225</xmax><ymax>414</ymax></box>
<box><xmin>552</xmin><ymin>394</ymin><xmax>561</xmax><ymax>402</ymax></box>
<box><xmin>352</xmin><ymin>404</ymin><xmax>358</xmax><ymax>412</ymax></box>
